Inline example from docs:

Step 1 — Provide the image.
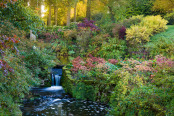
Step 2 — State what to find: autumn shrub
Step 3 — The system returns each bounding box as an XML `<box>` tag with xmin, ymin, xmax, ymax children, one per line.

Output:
<box><xmin>140</xmin><ymin>15</ymin><xmax>168</xmax><ymax>34</ymax></box>
<box><xmin>70</xmin><ymin>55</ymin><xmax>121</xmax><ymax>80</ymax></box>
<box><xmin>91</xmin><ymin>33</ymin><xmax>110</xmax><ymax>47</ymax></box>
<box><xmin>109</xmin><ymin>56</ymin><xmax>174</xmax><ymax>116</ymax></box>
<box><xmin>51</xmin><ymin>39</ymin><xmax>70</xmax><ymax>56</ymax></box>
<box><xmin>85</xmin><ymin>34</ymin><xmax>111</xmax><ymax>57</ymax></box>
<box><xmin>119</xmin><ymin>26</ymin><xmax>126</xmax><ymax>40</ymax></box>
<box><xmin>108</xmin><ymin>59</ymin><xmax>118</xmax><ymax>65</ymax></box>
<box><xmin>68</xmin><ymin>56</ymin><xmax>121</xmax><ymax>102</ymax></box>
<box><xmin>126</xmin><ymin>15</ymin><xmax>168</xmax><ymax>48</ymax></box>
<box><xmin>0</xmin><ymin>35</ymin><xmax>40</xmax><ymax>115</ymax></box>
<box><xmin>126</xmin><ymin>25</ymin><xmax>152</xmax><ymax>46</ymax></box>
<box><xmin>42</xmin><ymin>32</ymin><xmax>60</xmax><ymax>42</ymax></box>
<box><xmin>77</xmin><ymin>18</ymin><xmax>100</xmax><ymax>32</ymax></box>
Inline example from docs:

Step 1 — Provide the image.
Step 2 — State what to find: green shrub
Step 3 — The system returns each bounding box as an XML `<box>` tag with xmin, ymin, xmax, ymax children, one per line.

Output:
<box><xmin>0</xmin><ymin>1</ymin><xmax>43</xmax><ymax>33</ymax></box>
<box><xmin>125</xmin><ymin>0</ymin><xmax>154</xmax><ymax>18</ymax></box>
<box><xmin>110</xmin><ymin>85</ymin><xmax>172</xmax><ymax>116</ymax></box>
<box><xmin>0</xmin><ymin>20</ymin><xmax>26</xmax><ymax>38</ymax></box>
<box><xmin>97</xmin><ymin>38</ymin><xmax>127</xmax><ymax>59</ymax></box>
<box><xmin>121</xmin><ymin>15</ymin><xmax>143</xmax><ymax>28</ymax></box>
<box><xmin>145</xmin><ymin>37</ymin><xmax>174</xmax><ymax>58</ymax></box>
<box><xmin>76</xmin><ymin>28</ymin><xmax>92</xmax><ymax>52</ymax></box>
<box><xmin>20</xmin><ymin>46</ymin><xmax>56</xmax><ymax>79</ymax></box>
<box><xmin>72</xmin><ymin>82</ymin><xmax>96</xmax><ymax>101</ymax></box>
<box><xmin>66</xmin><ymin>22</ymin><xmax>78</xmax><ymax>30</ymax></box>
<box><xmin>101</xmin><ymin>23</ymin><xmax>116</xmax><ymax>37</ymax></box>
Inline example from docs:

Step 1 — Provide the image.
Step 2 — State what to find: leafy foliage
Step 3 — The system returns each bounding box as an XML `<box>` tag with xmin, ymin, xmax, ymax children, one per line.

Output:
<box><xmin>0</xmin><ymin>1</ymin><xmax>43</xmax><ymax>33</ymax></box>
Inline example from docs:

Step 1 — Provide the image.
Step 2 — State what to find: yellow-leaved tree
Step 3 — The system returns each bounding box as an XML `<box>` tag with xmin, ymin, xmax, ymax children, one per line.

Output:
<box><xmin>152</xmin><ymin>0</ymin><xmax>174</xmax><ymax>13</ymax></box>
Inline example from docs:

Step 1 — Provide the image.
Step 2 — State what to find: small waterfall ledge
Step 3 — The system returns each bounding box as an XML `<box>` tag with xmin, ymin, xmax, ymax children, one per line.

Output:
<box><xmin>51</xmin><ymin>67</ymin><xmax>63</xmax><ymax>86</ymax></box>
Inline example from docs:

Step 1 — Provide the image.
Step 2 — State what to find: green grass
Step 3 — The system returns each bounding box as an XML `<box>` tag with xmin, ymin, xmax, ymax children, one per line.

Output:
<box><xmin>150</xmin><ymin>25</ymin><xmax>174</xmax><ymax>41</ymax></box>
<box><xmin>145</xmin><ymin>25</ymin><xmax>174</xmax><ymax>58</ymax></box>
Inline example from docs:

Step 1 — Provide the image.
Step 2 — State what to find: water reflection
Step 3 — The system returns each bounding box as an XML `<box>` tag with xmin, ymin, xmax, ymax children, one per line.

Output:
<box><xmin>21</xmin><ymin>87</ymin><xmax>108</xmax><ymax>116</ymax></box>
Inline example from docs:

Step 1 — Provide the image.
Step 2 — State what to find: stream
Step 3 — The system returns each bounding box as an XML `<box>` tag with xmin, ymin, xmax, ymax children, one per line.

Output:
<box><xmin>20</xmin><ymin>65</ymin><xmax>109</xmax><ymax>116</ymax></box>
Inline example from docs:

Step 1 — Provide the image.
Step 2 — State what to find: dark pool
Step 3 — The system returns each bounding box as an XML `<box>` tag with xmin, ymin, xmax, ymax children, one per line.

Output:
<box><xmin>20</xmin><ymin>86</ymin><xmax>109</xmax><ymax>116</ymax></box>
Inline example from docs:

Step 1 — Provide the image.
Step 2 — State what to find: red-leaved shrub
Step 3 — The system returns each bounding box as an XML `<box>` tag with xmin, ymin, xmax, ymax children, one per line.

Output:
<box><xmin>119</xmin><ymin>26</ymin><xmax>126</xmax><ymax>40</ymax></box>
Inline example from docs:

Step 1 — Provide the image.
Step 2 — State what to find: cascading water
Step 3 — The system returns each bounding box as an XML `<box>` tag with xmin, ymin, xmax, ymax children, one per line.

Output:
<box><xmin>51</xmin><ymin>68</ymin><xmax>62</xmax><ymax>86</ymax></box>
<box><xmin>55</xmin><ymin>74</ymin><xmax>61</xmax><ymax>86</ymax></box>
<box><xmin>51</xmin><ymin>74</ymin><xmax>54</xmax><ymax>86</ymax></box>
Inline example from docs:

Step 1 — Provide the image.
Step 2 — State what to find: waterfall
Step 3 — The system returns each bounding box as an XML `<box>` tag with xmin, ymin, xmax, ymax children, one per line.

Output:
<box><xmin>51</xmin><ymin>74</ymin><xmax>55</xmax><ymax>86</ymax></box>
<box><xmin>55</xmin><ymin>75</ymin><xmax>61</xmax><ymax>86</ymax></box>
<box><xmin>51</xmin><ymin>67</ymin><xmax>62</xmax><ymax>86</ymax></box>
<box><xmin>51</xmin><ymin>72</ymin><xmax>62</xmax><ymax>86</ymax></box>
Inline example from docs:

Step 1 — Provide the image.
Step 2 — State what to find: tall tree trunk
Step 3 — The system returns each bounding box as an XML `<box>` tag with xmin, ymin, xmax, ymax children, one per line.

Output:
<box><xmin>73</xmin><ymin>3</ymin><xmax>77</xmax><ymax>22</ymax></box>
<box><xmin>48</xmin><ymin>4</ymin><xmax>52</xmax><ymax>26</ymax></box>
<box><xmin>108</xmin><ymin>6</ymin><xmax>115</xmax><ymax>23</ymax></box>
<box><xmin>66</xmin><ymin>4</ymin><xmax>71</xmax><ymax>26</ymax></box>
<box><xmin>86</xmin><ymin>0</ymin><xmax>91</xmax><ymax>20</ymax></box>
<box><xmin>54</xmin><ymin>6</ymin><xmax>58</xmax><ymax>25</ymax></box>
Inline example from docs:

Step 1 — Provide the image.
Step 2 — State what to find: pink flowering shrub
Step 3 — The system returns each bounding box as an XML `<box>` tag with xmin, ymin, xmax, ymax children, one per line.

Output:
<box><xmin>108</xmin><ymin>59</ymin><xmax>118</xmax><ymax>65</ymax></box>
<box><xmin>121</xmin><ymin>55</ymin><xmax>174</xmax><ymax>78</ymax></box>
<box><xmin>154</xmin><ymin>55</ymin><xmax>174</xmax><ymax>72</ymax></box>
<box><xmin>71</xmin><ymin>54</ymin><xmax>112</xmax><ymax>78</ymax></box>
<box><xmin>71</xmin><ymin>56</ymin><xmax>87</xmax><ymax>72</ymax></box>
